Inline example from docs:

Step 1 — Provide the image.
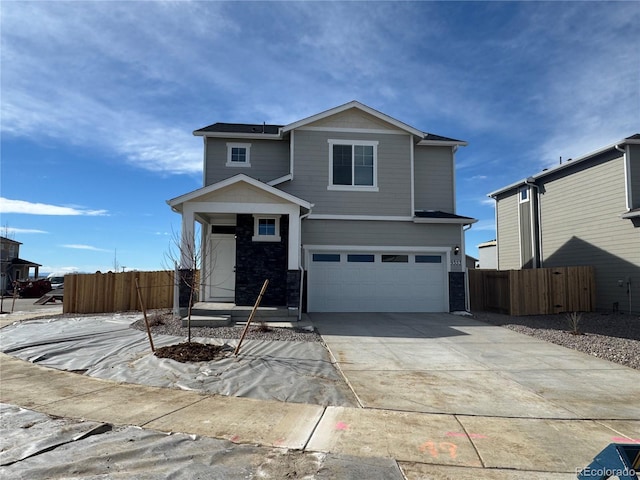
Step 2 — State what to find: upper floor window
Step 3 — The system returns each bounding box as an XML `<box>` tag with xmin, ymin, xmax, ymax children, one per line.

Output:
<box><xmin>226</xmin><ymin>143</ymin><xmax>251</xmax><ymax>167</ymax></box>
<box><xmin>328</xmin><ymin>139</ymin><xmax>378</xmax><ymax>191</ymax></box>
<box><xmin>519</xmin><ymin>186</ymin><xmax>529</xmax><ymax>203</ymax></box>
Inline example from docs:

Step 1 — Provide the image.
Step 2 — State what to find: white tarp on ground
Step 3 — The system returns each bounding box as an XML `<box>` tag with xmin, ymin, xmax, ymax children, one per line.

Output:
<box><xmin>0</xmin><ymin>404</ymin><xmax>404</xmax><ymax>480</ymax></box>
<box><xmin>0</xmin><ymin>315</ymin><xmax>357</xmax><ymax>407</ymax></box>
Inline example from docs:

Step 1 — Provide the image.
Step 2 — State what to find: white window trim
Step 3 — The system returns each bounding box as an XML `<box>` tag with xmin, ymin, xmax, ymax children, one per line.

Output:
<box><xmin>252</xmin><ymin>215</ymin><xmax>281</xmax><ymax>242</ymax></box>
<box><xmin>519</xmin><ymin>186</ymin><xmax>529</xmax><ymax>203</ymax></box>
<box><xmin>327</xmin><ymin>139</ymin><xmax>379</xmax><ymax>192</ymax></box>
<box><xmin>226</xmin><ymin>142</ymin><xmax>251</xmax><ymax>167</ymax></box>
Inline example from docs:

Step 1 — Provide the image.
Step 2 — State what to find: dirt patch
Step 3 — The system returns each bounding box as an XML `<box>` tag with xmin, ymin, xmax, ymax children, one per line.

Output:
<box><xmin>154</xmin><ymin>342</ymin><xmax>233</xmax><ymax>363</ymax></box>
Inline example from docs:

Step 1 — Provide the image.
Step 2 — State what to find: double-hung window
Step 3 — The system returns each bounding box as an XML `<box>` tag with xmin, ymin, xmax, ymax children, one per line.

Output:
<box><xmin>226</xmin><ymin>143</ymin><xmax>251</xmax><ymax>167</ymax></box>
<box><xmin>328</xmin><ymin>139</ymin><xmax>378</xmax><ymax>191</ymax></box>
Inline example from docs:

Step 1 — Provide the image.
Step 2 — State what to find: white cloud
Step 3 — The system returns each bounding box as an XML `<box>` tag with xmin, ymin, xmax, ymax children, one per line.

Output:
<box><xmin>1</xmin><ymin>227</ymin><xmax>48</xmax><ymax>235</ymax></box>
<box><xmin>479</xmin><ymin>198</ymin><xmax>495</xmax><ymax>207</ymax></box>
<box><xmin>61</xmin><ymin>244</ymin><xmax>110</xmax><ymax>252</ymax></box>
<box><xmin>470</xmin><ymin>219</ymin><xmax>496</xmax><ymax>232</ymax></box>
<box><xmin>0</xmin><ymin>198</ymin><xmax>108</xmax><ymax>216</ymax></box>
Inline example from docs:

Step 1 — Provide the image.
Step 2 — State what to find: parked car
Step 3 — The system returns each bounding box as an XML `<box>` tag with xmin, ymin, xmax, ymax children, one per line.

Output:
<box><xmin>47</xmin><ymin>275</ymin><xmax>64</xmax><ymax>290</ymax></box>
<box><xmin>16</xmin><ymin>279</ymin><xmax>52</xmax><ymax>298</ymax></box>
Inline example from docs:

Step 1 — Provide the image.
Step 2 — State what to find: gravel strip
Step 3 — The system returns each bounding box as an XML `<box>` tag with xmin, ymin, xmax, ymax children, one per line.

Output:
<box><xmin>473</xmin><ymin>311</ymin><xmax>640</xmax><ymax>370</ymax></box>
<box><xmin>131</xmin><ymin>311</ymin><xmax>323</xmax><ymax>343</ymax></box>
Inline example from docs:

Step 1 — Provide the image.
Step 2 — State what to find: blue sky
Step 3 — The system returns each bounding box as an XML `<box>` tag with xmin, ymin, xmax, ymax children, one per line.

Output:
<box><xmin>1</xmin><ymin>1</ymin><xmax>638</xmax><ymax>274</ymax></box>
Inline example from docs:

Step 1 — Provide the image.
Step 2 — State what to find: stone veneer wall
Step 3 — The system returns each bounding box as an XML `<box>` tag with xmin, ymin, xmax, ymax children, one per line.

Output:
<box><xmin>234</xmin><ymin>214</ymin><xmax>288</xmax><ymax>306</ymax></box>
<box><xmin>448</xmin><ymin>271</ymin><xmax>466</xmax><ymax>311</ymax></box>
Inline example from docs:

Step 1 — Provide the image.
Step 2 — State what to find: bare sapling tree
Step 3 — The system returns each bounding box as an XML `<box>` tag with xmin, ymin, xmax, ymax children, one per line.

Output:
<box><xmin>163</xmin><ymin>226</ymin><xmax>215</xmax><ymax>343</ymax></box>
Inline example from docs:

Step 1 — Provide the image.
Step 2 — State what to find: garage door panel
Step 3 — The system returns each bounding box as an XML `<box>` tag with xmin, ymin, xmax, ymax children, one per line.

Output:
<box><xmin>308</xmin><ymin>251</ymin><xmax>447</xmax><ymax>312</ymax></box>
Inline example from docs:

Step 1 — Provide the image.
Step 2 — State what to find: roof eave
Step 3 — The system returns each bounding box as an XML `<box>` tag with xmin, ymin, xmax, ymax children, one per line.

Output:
<box><xmin>193</xmin><ymin>131</ymin><xmax>283</xmax><ymax>140</ymax></box>
<box><xmin>488</xmin><ymin>135</ymin><xmax>640</xmax><ymax>197</ymax></box>
<box><xmin>412</xmin><ymin>217</ymin><xmax>478</xmax><ymax>225</ymax></box>
<box><xmin>417</xmin><ymin>140</ymin><xmax>468</xmax><ymax>147</ymax></box>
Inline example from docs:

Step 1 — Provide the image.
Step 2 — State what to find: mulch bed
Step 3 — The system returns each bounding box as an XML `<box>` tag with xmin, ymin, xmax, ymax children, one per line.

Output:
<box><xmin>154</xmin><ymin>342</ymin><xmax>232</xmax><ymax>363</ymax></box>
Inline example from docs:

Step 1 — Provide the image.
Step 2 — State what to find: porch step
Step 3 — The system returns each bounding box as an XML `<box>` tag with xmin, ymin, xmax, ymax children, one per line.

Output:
<box><xmin>188</xmin><ymin>302</ymin><xmax>299</xmax><ymax>322</ymax></box>
<box><xmin>181</xmin><ymin>314</ymin><xmax>233</xmax><ymax>328</ymax></box>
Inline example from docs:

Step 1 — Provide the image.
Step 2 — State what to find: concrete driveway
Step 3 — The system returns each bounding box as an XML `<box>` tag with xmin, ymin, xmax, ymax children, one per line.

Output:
<box><xmin>310</xmin><ymin>312</ymin><xmax>640</xmax><ymax>420</ymax></box>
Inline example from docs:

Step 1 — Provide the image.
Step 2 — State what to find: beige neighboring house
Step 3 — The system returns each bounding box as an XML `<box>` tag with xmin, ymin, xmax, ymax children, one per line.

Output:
<box><xmin>477</xmin><ymin>240</ymin><xmax>497</xmax><ymax>269</ymax></box>
<box><xmin>168</xmin><ymin>101</ymin><xmax>476</xmax><ymax>314</ymax></box>
<box><xmin>488</xmin><ymin>134</ymin><xmax>640</xmax><ymax>313</ymax></box>
<box><xmin>0</xmin><ymin>236</ymin><xmax>42</xmax><ymax>294</ymax></box>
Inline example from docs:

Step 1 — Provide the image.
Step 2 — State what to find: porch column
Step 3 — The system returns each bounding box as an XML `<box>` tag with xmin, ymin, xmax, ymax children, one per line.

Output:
<box><xmin>180</xmin><ymin>205</ymin><xmax>196</xmax><ymax>269</ymax></box>
<box><xmin>287</xmin><ymin>206</ymin><xmax>301</xmax><ymax>270</ymax></box>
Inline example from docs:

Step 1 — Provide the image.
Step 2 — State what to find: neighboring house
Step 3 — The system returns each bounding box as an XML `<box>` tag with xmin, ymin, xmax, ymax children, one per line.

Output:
<box><xmin>168</xmin><ymin>101</ymin><xmax>476</xmax><ymax>314</ymax></box>
<box><xmin>488</xmin><ymin>134</ymin><xmax>640</xmax><ymax>313</ymax></box>
<box><xmin>466</xmin><ymin>255</ymin><xmax>477</xmax><ymax>270</ymax></box>
<box><xmin>0</xmin><ymin>236</ymin><xmax>42</xmax><ymax>293</ymax></box>
<box><xmin>477</xmin><ymin>240</ymin><xmax>497</xmax><ymax>269</ymax></box>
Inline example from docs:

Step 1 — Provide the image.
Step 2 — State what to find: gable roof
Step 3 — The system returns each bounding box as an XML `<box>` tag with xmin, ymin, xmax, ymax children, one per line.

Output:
<box><xmin>192</xmin><ymin>101</ymin><xmax>466</xmax><ymax>145</ymax></box>
<box><xmin>281</xmin><ymin>100</ymin><xmax>426</xmax><ymax>138</ymax></box>
<box><xmin>167</xmin><ymin>174</ymin><xmax>312</xmax><ymax>211</ymax></box>
<box><xmin>488</xmin><ymin>134</ymin><xmax>640</xmax><ymax>197</ymax></box>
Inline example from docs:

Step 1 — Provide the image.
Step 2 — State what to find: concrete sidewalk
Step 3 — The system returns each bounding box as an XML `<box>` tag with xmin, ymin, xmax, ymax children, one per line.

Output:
<box><xmin>1</xmin><ymin>310</ymin><xmax>639</xmax><ymax>478</ymax></box>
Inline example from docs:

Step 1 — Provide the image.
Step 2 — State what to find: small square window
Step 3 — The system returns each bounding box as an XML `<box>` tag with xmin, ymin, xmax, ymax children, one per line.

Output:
<box><xmin>226</xmin><ymin>143</ymin><xmax>251</xmax><ymax>167</ymax></box>
<box><xmin>519</xmin><ymin>186</ymin><xmax>529</xmax><ymax>203</ymax></box>
<box><xmin>258</xmin><ymin>218</ymin><xmax>276</xmax><ymax>236</ymax></box>
<box><xmin>252</xmin><ymin>215</ymin><xmax>281</xmax><ymax>242</ymax></box>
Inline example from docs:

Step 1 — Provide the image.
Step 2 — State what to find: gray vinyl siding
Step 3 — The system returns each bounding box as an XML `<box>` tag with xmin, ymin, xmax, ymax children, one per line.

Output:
<box><xmin>204</xmin><ymin>138</ymin><xmax>290</xmax><ymax>186</ymax></box>
<box><xmin>279</xmin><ymin>130</ymin><xmax>412</xmax><ymax>215</ymax></box>
<box><xmin>629</xmin><ymin>144</ymin><xmax>640</xmax><ymax>209</ymax></box>
<box><xmin>302</xmin><ymin>219</ymin><xmax>463</xmax><ymax>271</ymax></box>
<box><xmin>539</xmin><ymin>155</ymin><xmax>640</xmax><ymax>312</ymax></box>
<box><xmin>495</xmin><ymin>191</ymin><xmax>521</xmax><ymax>269</ymax></box>
<box><xmin>414</xmin><ymin>146</ymin><xmax>455</xmax><ymax>212</ymax></box>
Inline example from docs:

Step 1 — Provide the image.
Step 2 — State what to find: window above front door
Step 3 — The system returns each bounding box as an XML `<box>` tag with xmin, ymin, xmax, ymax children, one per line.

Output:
<box><xmin>226</xmin><ymin>143</ymin><xmax>251</xmax><ymax>167</ymax></box>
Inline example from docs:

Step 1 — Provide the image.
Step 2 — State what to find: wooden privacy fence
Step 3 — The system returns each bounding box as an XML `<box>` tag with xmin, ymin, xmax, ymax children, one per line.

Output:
<box><xmin>469</xmin><ymin>266</ymin><xmax>595</xmax><ymax>315</ymax></box>
<box><xmin>63</xmin><ymin>270</ymin><xmax>175</xmax><ymax>314</ymax></box>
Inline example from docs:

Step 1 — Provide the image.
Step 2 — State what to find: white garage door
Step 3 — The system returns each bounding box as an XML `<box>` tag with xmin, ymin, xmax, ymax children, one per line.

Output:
<box><xmin>307</xmin><ymin>251</ymin><xmax>448</xmax><ymax>312</ymax></box>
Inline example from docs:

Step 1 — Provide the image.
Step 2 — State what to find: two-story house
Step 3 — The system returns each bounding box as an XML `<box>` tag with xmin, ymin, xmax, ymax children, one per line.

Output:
<box><xmin>488</xmin><ymin>134</ymin><xmax>640</xmax><ymax>313</ymax></box>
<box><xmin>0</xmin><ymin>236</ymin><xmax>42</xmax><ymax>293</ymax></box>
<box><xmin>168</xmin><ymin>101</ymin><xmax>476</xmax><ymax>314</ymax></box>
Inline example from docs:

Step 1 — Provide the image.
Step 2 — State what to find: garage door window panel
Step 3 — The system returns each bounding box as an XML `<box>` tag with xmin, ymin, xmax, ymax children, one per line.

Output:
<box><xmin>382</xmin><ymin>255</ymin><xmax>408</xmax><ymax>263</ymax></box>
<box><xmin>347</xmin><ymin>254</ymin><xmax>375</xmax><ymax>263</ymax></box>
<box><xmin>312</xmin><ymin>253</ymin><xmax>341</xmax><ymax>262</ymax></box>
<box><xmin>415</xmin><ymin>255</ymin><xmax>442</xmax><ymax>263</ymax></box>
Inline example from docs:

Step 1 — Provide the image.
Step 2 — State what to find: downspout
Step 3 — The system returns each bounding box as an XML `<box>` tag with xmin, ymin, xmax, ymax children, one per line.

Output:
<box><xmin>614</xmin><ymin>143</ymin><xmax>633</xmax><ymax>313</ymax></box>
<box><xmin>614</xmin><ymin>143</ymin><xmax>629</xmax><ymax>210</ymax></box>
<box><xmin>298</xmin><ymin>206</ymin><xmax>313</xmax><ymax>321</ymax></box>
<box><xmin>524</xmin><ymin>177</ymin><xmax>542</xmax><ymax>268</ymax></box>
<box><xmin>463</xmin><ymin>223</ymin><xmax>472</xmax><ymax>312</ymax></box>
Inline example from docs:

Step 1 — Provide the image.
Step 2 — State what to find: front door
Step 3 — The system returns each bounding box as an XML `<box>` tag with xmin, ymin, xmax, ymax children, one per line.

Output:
<box><xmin>207</xmin><ymin>234</ymin><xmax>236</xmax><ymax>301</ymax></box>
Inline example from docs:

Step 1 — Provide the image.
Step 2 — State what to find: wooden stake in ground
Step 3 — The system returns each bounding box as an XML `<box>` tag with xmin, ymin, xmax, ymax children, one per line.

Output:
<box><xmin>234</xmin><ymin>279</ymin><xmax>269</xmax><ymax>356</ymax></box>
<box><xmin>135</xmin><ymin>277</ymin><xmax>155</xmax><ymax>353</ymax></box>
<box><xmin>11</xmin><ymin>282</ymin><xmax>18</xmax><ymax>313</ymax></box>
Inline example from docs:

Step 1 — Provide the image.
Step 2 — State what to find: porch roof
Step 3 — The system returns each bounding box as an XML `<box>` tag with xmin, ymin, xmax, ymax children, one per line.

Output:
<box><xmin>167</xmin><ymin>174</ymin><xmax>313</xmax><ymax>213</ymax></box>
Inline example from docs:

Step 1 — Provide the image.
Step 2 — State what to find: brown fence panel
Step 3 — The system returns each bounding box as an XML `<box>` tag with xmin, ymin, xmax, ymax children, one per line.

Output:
<box><xmin>469</xmin><ymin>266</ymin><xmax>595</xmax><ymax>316</ymax></box>
<box><xmin>63</xmin><ymin>270</ymin><xmax>174</xmax><ymax>314</ymax></box>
